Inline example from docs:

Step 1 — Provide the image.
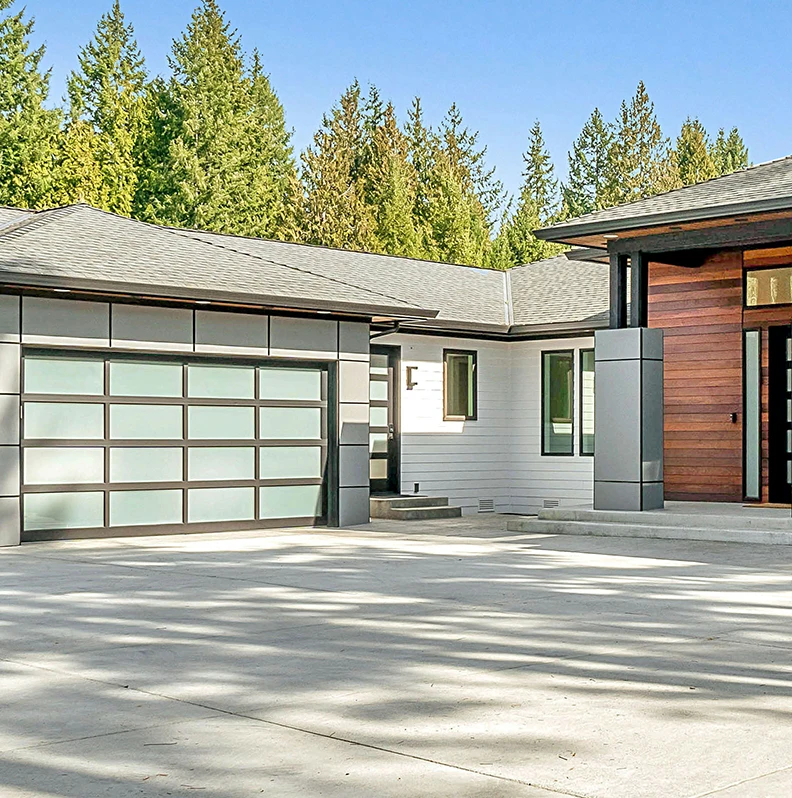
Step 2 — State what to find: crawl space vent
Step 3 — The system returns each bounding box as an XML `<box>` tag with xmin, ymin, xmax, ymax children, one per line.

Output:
<box><xmin>478</xmin><ymin>498</ymin><xmax>495</xmax><ymax>513</ymax></box>
<box><xmin>543</xmin><ymin>499</ymin><xmax>560</xmax><ymax>509</ymax></box>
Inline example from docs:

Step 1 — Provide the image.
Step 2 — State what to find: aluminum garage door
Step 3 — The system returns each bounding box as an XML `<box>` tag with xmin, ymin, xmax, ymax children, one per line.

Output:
<box><xmin>20</xmin><ymin>351</ymin><xmax>329</xmax><ymax>538</ymax></box>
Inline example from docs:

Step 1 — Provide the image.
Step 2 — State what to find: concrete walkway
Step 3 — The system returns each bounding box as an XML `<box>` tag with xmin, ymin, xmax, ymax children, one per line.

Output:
<box><xmin>2</xmin><ymin>516</ymin><xmax>792</xmax><ymax>797</ymax></box>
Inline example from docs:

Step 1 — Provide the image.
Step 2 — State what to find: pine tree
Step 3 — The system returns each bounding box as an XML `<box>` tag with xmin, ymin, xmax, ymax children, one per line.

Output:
<box><xmin>299</xmin><ymin>80</ymin><xmax>375</xmax><ymax>250</ymax></box>
<box><xmin>404</xmin><ymin>97</ymin><xmax>439</xmax><ymax>258</ymax></box>
<box><xmin>0</xmin><ymin>0</ymin><xmax>60</xmax><ymax>208</ymax></box>
<box><xmin>136</xmin><ymin>0</ymin><xmax>297</xmax><ymax>237</ymax></box>
<box><xmin>58</xmin><ymin>0</ymin><xmax>147</xmax><ymax>214</ymax></box>
<box><xmin>674</xmin><ymin>117</ymin><xmax>716</xmax><ymax>186</ymax></box>
<box><xmin>711</xmin><ymin>127</ymin><xmax>749</xmax><ymax>176</ymax></box>
<box><xmin>489</xmin><ymin>121</ymin><xmax>564</xmax><ymax>268</ymax></box>
<box><xmin>562</xmin><ymin>108</ymin><xmax>614</xmax><ymax>217</ymax></box>
<box><xmin>607</xmin><ymin>81</ymin><xmax>678</xmax><ymax>204</ymax></box>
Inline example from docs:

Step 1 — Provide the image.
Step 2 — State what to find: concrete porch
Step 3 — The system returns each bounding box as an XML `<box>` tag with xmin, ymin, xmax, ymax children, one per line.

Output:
<box><xmin>507</xmin><ymin>501</ymin><xmax>792</xmax><ymax>545</ymax></box>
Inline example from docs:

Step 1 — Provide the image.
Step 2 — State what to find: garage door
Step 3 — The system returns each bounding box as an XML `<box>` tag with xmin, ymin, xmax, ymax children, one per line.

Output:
<box><xmin>20</xmin><ymin>351</ymin><xmax>329</xmax><ymax>539</ymax></box>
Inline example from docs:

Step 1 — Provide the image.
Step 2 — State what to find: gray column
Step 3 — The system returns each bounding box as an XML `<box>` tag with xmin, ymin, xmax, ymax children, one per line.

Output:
<box><xmin>594</xmin><ymin>327</ymin><xmax>663</xmax><ymax>511</ymax></box>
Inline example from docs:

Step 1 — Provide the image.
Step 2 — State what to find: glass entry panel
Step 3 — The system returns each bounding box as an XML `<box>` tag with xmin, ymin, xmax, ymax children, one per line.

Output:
<box><xmin>369</xmin><ymin>346</ymin><xmax>399</xmax><ymax>494</ymax></box>
<box><xmin>22</xmin><ymin>352</ymin><xmax>328</xmax><ymax>535</ymax></box>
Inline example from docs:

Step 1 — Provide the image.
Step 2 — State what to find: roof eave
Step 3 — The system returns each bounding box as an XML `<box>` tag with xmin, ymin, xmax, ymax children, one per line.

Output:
<box><xmin>535</xmin><ymin>196</ymin><xmax>792</xmax><ymax>243</ymax></box>
<box><xmin>0</xmin><ymin>270</ymin><xmax>439</xmax><ymax>321</ymax></box>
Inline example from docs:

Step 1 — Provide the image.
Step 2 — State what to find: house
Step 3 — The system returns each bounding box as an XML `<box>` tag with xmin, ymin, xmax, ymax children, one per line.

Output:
<box><xmin>0</xmin><ymin>203</ymin><xmax>608</xmax><ymax>544</ymax></box>
<box><xmin>536</xmin><ymin>155</ymin><xmax>792</xmax><ymax>510</ymax></box>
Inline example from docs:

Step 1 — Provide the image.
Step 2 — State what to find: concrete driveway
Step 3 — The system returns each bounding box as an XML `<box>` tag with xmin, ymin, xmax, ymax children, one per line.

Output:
<box><xmin>2</xmin><ymin>516</ymin><xmax>792</xmax><ymax>797</ymax></box>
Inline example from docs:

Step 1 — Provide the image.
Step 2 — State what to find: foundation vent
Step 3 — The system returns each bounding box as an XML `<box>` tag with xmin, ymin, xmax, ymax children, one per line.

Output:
<box><xmin>543</xmin><ymin>499</ymin><xmax>560</xmax><ymax>509</ymax></box>
<box><xmin>478</xmin><ymin>498</ymin><xmax>495</xmax><ymax>513</ymax></box>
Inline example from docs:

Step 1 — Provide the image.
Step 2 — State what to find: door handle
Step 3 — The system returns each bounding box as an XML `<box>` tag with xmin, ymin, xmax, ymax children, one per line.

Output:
<box><xmin>388</xmin><ymin>424</ymin><xmax>395</xmax><ymax>440</ymax></box>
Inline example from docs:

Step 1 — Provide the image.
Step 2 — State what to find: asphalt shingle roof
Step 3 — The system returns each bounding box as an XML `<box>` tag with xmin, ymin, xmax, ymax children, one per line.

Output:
<box><xmin>508</xmin><ymin>255</ymin><xmax>609</xmax><ymax>327</ymax></box>
<box><xmin>0</xmin><ymin>205</ymin><xmax>433</xmax><ymax>318</ymax></box>
<box><xmin>0</xmin><ymin>204</ymin><xmax>610</xmax><ymax>333</ymax></box>
<box><xmin>538</xmin><ymin>156</ymin><xmax>792</xmax><ymax>239</ymax></box>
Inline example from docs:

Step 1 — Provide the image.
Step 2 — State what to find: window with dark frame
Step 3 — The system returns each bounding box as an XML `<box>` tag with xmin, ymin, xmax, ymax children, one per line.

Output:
<box><xmin>579</xmin><ymin>349</ymin><xmax>595</xmax><ymax>456</ymax></box>
<box><xmin>443</xmin><ymin>349</ymin><xmax>477</xmax><ymax>420</ymax></box>
<box><xmin>542</xmin><ymin>350</ymin><xmax>574</xmax><ymax>455</ymax></box>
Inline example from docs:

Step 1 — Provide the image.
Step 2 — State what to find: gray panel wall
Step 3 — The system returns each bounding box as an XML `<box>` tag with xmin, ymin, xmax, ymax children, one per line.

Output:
<box><xmin>0</xmin><ymin>296</ymin><xmax>20</xmax><ymax>545</ymax></box>
<box><xmin>337</xmin><ymin>321</ymin><xmax>370</xmax><ymax>525</ymax></box>
<box><xmin>594</xmin><ymin>327</ymin><xmax>664</xmax><ymax>511</ymax></box>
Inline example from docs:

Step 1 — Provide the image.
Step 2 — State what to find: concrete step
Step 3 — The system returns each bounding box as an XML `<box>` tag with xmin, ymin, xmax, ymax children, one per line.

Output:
<box><xmin>538</xmin><ymin>506</ymin><xmax>792</xmax><ymax>532</ymax></box>
<box><xmin>387</xmin><ymin>506</ymin><xmax>463</xmax><ymax>521</ymax></box>
<box><xmin>370</xmin><ymin>495</ymin><xmax>462</xmax><ymax>521</ymax></box>
<box><xmin>506</xmin><ymin>517</ymin><xmax>792</xmax><ymax>546</ymax></box>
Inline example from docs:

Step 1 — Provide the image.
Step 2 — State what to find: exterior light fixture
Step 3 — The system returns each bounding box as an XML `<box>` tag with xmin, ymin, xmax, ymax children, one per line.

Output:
<box><xmin>406</xmin><ymin>365</ymin><xmax>418</xmax><ymax>390</ymax></box>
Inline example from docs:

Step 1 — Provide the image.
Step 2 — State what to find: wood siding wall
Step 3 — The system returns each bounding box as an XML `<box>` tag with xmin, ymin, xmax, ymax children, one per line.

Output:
<box><xmin>648</xmin><ymin>251</ymin><xmax>744</xmax><ymax>502</ymax></box>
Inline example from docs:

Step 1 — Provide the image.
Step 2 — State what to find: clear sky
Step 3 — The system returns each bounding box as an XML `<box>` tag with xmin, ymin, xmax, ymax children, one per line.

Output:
<box><xmin>24</xmin><ymin>0</ymin><xmax>792</xmax><ymax>198</ymax></box>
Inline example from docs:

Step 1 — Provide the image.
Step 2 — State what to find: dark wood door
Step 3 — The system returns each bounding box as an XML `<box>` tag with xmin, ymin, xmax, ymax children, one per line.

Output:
<box><xmin>369</xmin><ymin>345</ymin><xmax>400</xmax><ymax>494</ymax></box>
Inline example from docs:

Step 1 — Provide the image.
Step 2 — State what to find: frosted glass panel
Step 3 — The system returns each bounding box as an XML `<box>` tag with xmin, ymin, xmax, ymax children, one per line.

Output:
<box><xmin>188</xmin><ymin>406</ymin><xmax>254</xmax><ymax>439</ymax></box>
<box><xmin>260</xmin><ymin>447</ymin><xmax>322</xmax><ymax>479</ymax></box>
<box><xmin>109</xmin><ymin>489</ymin><xmax>182</xmax><ymax>526</ymax></box>
<box><xmin>369</xmin><ymin>406</ymin><xmax>388</xmax><ymax>427</ymax></box>
<box><xmin>369</xmin><ymin>433</ymin><xmax>388</xmax><ymax>453</ymax></box>
<box><xmin>259</xmin><ymin>368</ymin><xmax>322</xmax><ymax>400</ymax></box>
<box><xmin>110</xmin><ymin>404</ymin><xmax>183</xmax><ymax>439</ymax></box>
<box><xmin>110</xmin><ymin>448</ymin><xmax>183</xmax><ymax>483</ymax></box>
<box><xmin>370</xmin><ymin>381</ymin><xmax>388</xmax><ymax>401</ymax></box>
<box><xmin>370</xmin><ymin>459</ymin><xmax>388</xmax><ymax>480</ymax></box>
<box><xmin>744</xmin><ymin>330</ymin><xmax>761</xmax><ymax>500</ymax></box>
<box><xmin>24</xmin><ymin>491</ymin><xmax>104</xmax><ymax>531</ymax></box>
<box><xmin>25</xmin><ymin>358</ymin><xmax>104</xmax><ymax>395</ymax></box>
<box><xmin>109</xmin><ymin>361</ymin><xmax>182</xmax><ymax>397</ymax></box>
<box><xmin>259</xmin><ymin>484</ymin><xmax>323</xmax><ymax>519</ymax></box>
<box><xmin>188</xmin><ymin>487</ymin><xmax>254</xmax><ymax>522</ymax></box>
<box><xmin>24</xmin><ymin>403</ymin><xmax>104</xmax><ymax>440</ymax></box>
<box><xmin>188</xmin><ymin>365</ymin><xmax>254</xmax><ymax>399</ymax></box>
<box><xmin>188</xmin><ymin>447</ymin><xmax>255</xmax><ymax>480</ymax></box>
<box><xmin>24</xmin><ymin>447</ymin><xmax>104</xmax><ymax>485</ymax></box>
<box><xmin>259</xmin><ymin>407</ymin><xmax>321</xmax><ymax>440</ymax></box>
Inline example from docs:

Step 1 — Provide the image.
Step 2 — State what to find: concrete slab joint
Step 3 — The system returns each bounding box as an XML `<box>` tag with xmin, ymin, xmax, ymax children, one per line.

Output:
<box><xmin>594</xmin><ymin>327</ymin><xmax>664</xmax><ymax>511</ymax></box>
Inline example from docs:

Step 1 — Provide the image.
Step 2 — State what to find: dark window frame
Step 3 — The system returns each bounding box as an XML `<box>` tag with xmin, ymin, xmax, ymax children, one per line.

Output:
<box><xmin>443</xmin><ymin>349</ymin><xmax>477</xmax><ymax>421</ymax></box>
<box><xmin>541</xmin><ymin>349</ymin><xmax>575</xmax><ymax>457</ymax></box>
<box><xmin>579</xmin><ymin>348</ymin><xmax>595</xmax><ymax>457</ymax></box>
<box><xmin>744</xmin><ymin>265</ymin><xmax>792</xmax><ymax>309</ymax></box>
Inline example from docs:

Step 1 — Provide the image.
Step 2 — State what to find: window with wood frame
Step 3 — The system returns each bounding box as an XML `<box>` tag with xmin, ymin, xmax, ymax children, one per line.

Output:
<box><xmin>443</xmin><ymin>350</ymin><xmax>477</xmax><ymax>420</ymax></box>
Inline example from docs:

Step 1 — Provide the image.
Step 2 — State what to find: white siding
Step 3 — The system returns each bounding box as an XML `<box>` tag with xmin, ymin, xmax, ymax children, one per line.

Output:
<box><xmin>379</xmin><ymin>332</ymin><xmax>595</xmax><ymax>515</ymax></box>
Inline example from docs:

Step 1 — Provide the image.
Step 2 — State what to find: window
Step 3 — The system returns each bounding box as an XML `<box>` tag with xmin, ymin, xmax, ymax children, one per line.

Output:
<box><xmin>579</xmin><ymin>349</ymin><xmax>595</xmax><ymax>456</ymax></box>
<box><xmin>542</xmin><ymin>350</ymin><xmax>574</xmax><ymax>455</ymax></box>
<box><xmin>444</xmin><ymin>350</ymin><xmax>477</xmax><ymax>420</ymax></box>
<box><xmin>745</xmin><ymin>267</ymin><xmax>792</xmax><ymax>308</ymax></box>
<box><xmin>744</xmin><ymin>330</ymin><xmax>761</xmax><ymax>500</ymax></box>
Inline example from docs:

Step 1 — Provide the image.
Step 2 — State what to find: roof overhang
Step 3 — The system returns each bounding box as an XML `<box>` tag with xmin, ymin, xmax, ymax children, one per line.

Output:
<box><xmin>0</xmin><ymin>270</ymin><xmax>440</xmax><ymax>322</ymax></box>
<box><xmin>536</xmin><ymin>201</ymin><xmax>792</xmax><ymax>249</ymax></box>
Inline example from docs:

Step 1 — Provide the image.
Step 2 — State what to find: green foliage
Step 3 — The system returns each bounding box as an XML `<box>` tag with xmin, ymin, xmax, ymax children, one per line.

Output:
<box><xmin>674</xmin><ymin>117</ymin><xmax>716</xmax><ymax>186</ymax></box>
<box><xmin>135</xmin><ymin>0</ymin><xmax>297</xmax><ymax>238</ymax></box>
<box><xmin>0</xmin><ymin>0</ymin><xmax>60</xmax><ymax>208</ymax></box>
<box><xmin>57</xmin><ymin>0</ymin><xmax>146</xmax><ymax>214</ymax></box>
<box><xmin>711</xmin><ymin>127</ymin><xmax>750</xmax><ymax>175</ymax></box>
<box><xmin>562</xmin><ymin>108</ymin><xmax>615</xmax><ymax>217</ymax></box>
<box><xmin>489</xmin><ymin>121</ymin><xmax>565</xmax><ymax>269</ymax></box>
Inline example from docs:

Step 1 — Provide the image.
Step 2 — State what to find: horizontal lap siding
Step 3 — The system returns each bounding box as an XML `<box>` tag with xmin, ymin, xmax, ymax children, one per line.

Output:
<box><xmin>648</xmin><ymin>252</ymin><xmax>744</xmax><ymax>502</ymax></box>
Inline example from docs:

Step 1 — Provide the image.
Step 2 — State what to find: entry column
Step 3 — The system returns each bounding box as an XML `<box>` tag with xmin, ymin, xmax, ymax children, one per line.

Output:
<box><xmin>594</xmin><ymin>327</ymin><xmax>664</xmax><ymax>511</ymax></box>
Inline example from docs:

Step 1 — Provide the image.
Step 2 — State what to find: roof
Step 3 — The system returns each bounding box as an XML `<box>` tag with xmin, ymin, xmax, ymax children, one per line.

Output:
<box><xmin>536</xmin><ymin>155</ymin><xmax>792</xmax><ymax>243</ymax></box>
<box><xmin>508</xmin><ymin>255</ymin><xmax>609</xmax><ymax>329</ymax></box>
<box><xmin>183</xmin><ymin>229</ymin><xmax>510</xmax><ymax>328</ymax></box>
<box><xmin>0</xmin><ymin>205</ymin><xmax>436</xmax><ymax>320</ymax></box>
<box><xmin>0</xmin><ymin>203</ymin><xmax>610</xmax><ymax>336</ymax></box>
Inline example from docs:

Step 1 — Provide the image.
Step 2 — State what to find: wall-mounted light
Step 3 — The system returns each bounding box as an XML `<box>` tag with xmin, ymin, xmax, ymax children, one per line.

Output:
<box><xmin>406</xmin><ymin>365</ymin><xmax>418</xmax><ymax>390</ymax></box>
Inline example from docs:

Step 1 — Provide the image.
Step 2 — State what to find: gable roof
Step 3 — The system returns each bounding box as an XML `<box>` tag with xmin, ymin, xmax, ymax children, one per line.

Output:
<box><xmin>0</xmin><ymin>203</ymin><xmax>610</xmax><ymax>336</ymax></box>
<box><xmin>0</xmin><ymin>205</ymin><xmax>436</xmax><ymax>320</ymax></box>
<box><xmin>536</xmin><ymin>156</ymin><xmax>792</xmax><ymax>244</ymax></box>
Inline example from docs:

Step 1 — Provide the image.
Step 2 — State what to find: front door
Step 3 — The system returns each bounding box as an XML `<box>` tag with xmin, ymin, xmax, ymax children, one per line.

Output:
<box><xmin>369</xmin><ymin>345</ymin><xmax>400</xmax><ymax>494</ymax></box>
<box><xmin>768</xmin><ymin>326</ymin><xmax>792</xmax><ymax>503</ymax></box>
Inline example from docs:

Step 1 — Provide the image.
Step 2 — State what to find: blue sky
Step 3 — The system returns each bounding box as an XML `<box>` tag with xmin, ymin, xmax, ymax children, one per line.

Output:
<box><xmin>25</xmin><ymin>0</ymin><xmax>792</xmax><ymax>198</ymax></box>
